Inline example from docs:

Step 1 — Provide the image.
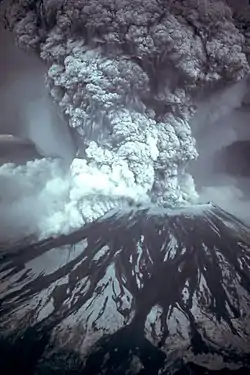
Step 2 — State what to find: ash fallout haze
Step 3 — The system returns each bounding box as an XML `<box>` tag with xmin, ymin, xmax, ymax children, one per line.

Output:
<box><xmin>0</xmin><ymin>0</ymin><xmax>250</xmax><ymax>374</ymax></box>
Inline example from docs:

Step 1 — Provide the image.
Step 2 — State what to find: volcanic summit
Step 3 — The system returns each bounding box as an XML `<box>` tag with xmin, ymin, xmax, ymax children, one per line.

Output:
<box><xmin>0</xmin><ymin>203</ymin><xmax>250</xmax><ymax>374</ymax></box>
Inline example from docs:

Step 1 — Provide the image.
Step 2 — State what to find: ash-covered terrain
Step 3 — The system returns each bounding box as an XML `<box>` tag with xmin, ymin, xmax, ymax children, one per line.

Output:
<box><xmin>1</xmin><ymin>0</ymin><xmax>250</xmax><ymax>374</ymax></box>
<box><xmin>0</xmin><ymin>204</ymin><xmax>250</xmax><ymax>375</ymax></box>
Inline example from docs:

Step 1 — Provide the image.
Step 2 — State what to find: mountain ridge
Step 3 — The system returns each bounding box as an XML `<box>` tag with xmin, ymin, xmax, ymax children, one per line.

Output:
<box><xmin>0</xmin><ymin>203</ymin><xmax>250</xmax><ymax>374</ymax></box>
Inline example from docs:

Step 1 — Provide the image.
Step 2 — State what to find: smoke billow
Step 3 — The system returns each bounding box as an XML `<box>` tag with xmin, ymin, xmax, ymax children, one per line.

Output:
<box><xmin>0</xmin><ymin>30</ymin><xmax>150</xmax><ymax>240</ymax></box>
<box><xmin>0</xmin><ymin>29</ymin><xmax>151</xmax><ymax>241</ymax></box>
<box><xmin>1</xmin><ymin>0</ymin><xmax>250</xmax><ymax>241</ymax></box>
<box><xmin>0</xmin><ymin>159</ymin><xmax>69</xmax><ymax>241</ymax></box>
<box><xmin>0</xmin><ymin>156</ymin><xmax>151</xmax><ymax>241</ymax></box>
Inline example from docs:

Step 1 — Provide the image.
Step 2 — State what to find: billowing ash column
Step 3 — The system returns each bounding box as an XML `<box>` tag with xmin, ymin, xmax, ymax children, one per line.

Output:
<box><xmin>0</xmin><ymin>0</ymin><xmax>249</xmax><ymax>219</ymax></box>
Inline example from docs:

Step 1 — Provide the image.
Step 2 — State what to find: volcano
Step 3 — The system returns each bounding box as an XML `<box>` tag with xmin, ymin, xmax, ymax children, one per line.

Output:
<box><xmin>0</xmin><ymin>203</ymin><xmax>250</xmax><ymax>375</ymax></box>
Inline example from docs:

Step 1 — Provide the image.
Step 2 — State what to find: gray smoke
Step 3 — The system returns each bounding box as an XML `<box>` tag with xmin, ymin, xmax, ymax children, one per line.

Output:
<box><xmin>0</xmin><ymin>0</ymin><xmax>250</xmax><ymax>241</ymax></box>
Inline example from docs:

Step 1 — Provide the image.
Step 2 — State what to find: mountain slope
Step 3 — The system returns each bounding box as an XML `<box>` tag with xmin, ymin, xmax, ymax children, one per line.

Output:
<box><xmin>0</xmin><ymin>203</ymin><xmax>250</xmax><ymax>374</ymax></box>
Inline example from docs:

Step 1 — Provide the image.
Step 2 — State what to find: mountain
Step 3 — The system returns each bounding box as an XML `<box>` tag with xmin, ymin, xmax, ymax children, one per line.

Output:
<box><xmin>0</xmin><ymin>203</ymin><xmax>250</xmax><ymax>375</ymax></box>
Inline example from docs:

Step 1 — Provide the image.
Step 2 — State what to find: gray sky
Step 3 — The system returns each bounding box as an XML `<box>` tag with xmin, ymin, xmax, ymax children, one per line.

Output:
<box><xmin>0</xmin><ymin>25</ymin><xmax>76</xmax><ymax>162</ymax></box>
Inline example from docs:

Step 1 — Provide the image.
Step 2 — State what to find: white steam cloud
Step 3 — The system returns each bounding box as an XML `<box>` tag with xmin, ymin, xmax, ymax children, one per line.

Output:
<box><xmin>0</xmin><ymin>159</ymin><xmax>68</xmax><ymax>241</ymax></box>
<box><xmin>0</xmin><ymin>157</ymin><xmax>150</xmax><ymax>241</ymax></box>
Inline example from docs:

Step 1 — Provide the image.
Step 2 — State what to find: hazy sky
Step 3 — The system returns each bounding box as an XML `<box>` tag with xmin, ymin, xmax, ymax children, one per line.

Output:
<box><xmin>0</xmin><ymin>25</ymin><xmax>76</xmax><ymax>162</ymax></box>
<box><xmin>189</xmin><ymin>80</ymin><xmax>250</xmax><ymax>224</ymax></box>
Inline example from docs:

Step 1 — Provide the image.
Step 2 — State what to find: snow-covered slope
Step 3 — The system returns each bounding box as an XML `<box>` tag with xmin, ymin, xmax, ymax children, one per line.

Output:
<box><xmin>0</xmin><ymin>203</ymin><xmax>250</xmax><ymax>374</ymax></box>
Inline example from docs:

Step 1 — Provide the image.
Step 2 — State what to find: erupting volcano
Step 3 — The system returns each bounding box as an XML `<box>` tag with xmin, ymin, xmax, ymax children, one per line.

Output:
<box><xmin>1</xmin><ymin>0</ymin><xmax>250</xmax><ymax>374</ymax></box>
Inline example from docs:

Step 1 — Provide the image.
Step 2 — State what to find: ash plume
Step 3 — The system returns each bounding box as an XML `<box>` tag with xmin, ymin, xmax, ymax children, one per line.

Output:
<box><xmin>0</xmin><ymin>0</ymin><xmax>250</xmax><ymax>238</ymax></box>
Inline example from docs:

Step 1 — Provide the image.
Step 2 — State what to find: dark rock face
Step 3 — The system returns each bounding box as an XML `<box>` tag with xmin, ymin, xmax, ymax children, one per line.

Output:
<box><xmin>0</xmin><ymin>203</ymin><xmax>250</xmax><ymax>374</ymax></box>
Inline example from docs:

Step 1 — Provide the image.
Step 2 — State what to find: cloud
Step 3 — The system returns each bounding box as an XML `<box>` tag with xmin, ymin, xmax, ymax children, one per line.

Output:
<box><xmin>0</xmin><ymin>159</ymin><xmax>69</xmax><ymax>241</ymax></box>
<box><xmin>0</xmin><ymin>156</ymin><xmax>151</xmax><ymax>241</ymax></box>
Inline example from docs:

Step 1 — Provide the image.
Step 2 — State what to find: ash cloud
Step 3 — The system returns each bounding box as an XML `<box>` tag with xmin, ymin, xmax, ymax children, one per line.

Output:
<box><xmin>0</xmin><ymin>0</ymin><xmax>250</xmax><ymax>240</ymax></box>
